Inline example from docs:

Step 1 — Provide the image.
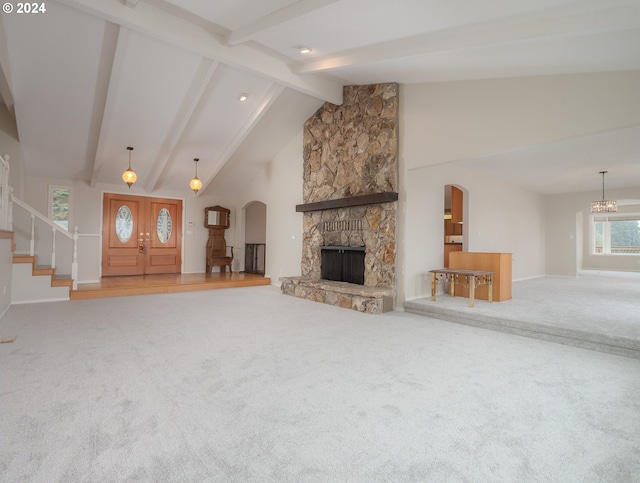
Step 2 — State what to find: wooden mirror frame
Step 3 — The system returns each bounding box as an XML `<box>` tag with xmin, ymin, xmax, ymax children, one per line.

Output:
<box><xmin>204</xmin><ymin>205</ymin><xmax>230</xmax><ymax>229</ymax></box>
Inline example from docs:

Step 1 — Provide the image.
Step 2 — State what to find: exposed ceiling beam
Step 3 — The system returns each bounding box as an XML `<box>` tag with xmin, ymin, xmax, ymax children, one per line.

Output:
<box><xmin>58</xmin><ymin>0</ymin><xmax>343</xmax><ymax>105</ymax></box>
<box><xmin>144</xmin><ymin>59</ymin><xmax>220</xmax><ymax>192</ymax></box>
<box><xmin>226</xmin><ymin>0</ymin><xmax>340</xmax><ymax>46</ymax></box>
<box><xmin>197</xmin><ymin>83</ymin><xmax>286</xmax><ymax>196</ymax></box>
<box><xmin>0</xmin><ymin>15</ymin><xmax>15</xmax><ymax>116</ymax></box>
<box><xmin>90</xmin><ymin>26</ymin><xmax>129</xmax><ymax>187</ymax></box>
<box><xmin>0</xmin><ymin>64</ymin><xmax>14</xmax><ymax>117</ymax></box>
<box><xmin>296</xmin><ymin>1</ymin><xmax>640</xmax><ymax>74</ymax></box>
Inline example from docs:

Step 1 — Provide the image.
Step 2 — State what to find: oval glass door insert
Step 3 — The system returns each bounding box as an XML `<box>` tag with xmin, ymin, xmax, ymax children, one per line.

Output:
<box><xmin>156</xmin><ymin>208</ymin><xmax>172</xmax><ymax>244</ymax></box>
<box><xmin>115</xmin><ymin>205</ymin><xmax>133</xmax><ymax>243</ymax></box>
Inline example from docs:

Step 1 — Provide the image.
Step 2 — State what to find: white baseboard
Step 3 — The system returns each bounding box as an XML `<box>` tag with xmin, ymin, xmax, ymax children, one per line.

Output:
<box><xmin>11</xmin><ymin>297</ymin><xmax>69</xmax><ymax>305</ymax></box>
<box><xmin>512</xmin><ymin>275</ymin><xmax>547</xmax><ymax>282</ymax></box>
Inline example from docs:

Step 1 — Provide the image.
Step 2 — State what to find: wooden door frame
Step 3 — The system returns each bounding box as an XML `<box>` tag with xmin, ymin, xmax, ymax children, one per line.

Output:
<box><xmin>100</xmin><ymin>191</ymin><xmax>185</xmax><ymax>277</ymax></box>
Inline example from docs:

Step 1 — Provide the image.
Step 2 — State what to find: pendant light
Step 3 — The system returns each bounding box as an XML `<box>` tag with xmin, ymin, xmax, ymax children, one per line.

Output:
<box><xmin>590</xmin><ymin>170</ymin><xmax>617</xmax><ymax>213</ymax></box>
<box><xmin>122</xmin><ymin>146</ymin><xmax>137</xmax><ymax>188</ymax></box>
<box><xmin>190</xmin><ymin>157</ymin><xmax>202</xmax><ymax>194</ymax></box>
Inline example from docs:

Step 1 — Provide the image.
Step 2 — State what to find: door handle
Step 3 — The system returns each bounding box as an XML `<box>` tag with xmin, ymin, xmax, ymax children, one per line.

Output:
<box><xmin>139</xmin><ymin>244</ymin><xmax>144</xmax><ymax>253</ymax></box>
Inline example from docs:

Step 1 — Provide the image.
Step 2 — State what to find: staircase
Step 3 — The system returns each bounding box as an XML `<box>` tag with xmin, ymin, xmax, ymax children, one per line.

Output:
<box><xmin>3</xmin><ymin>154</ymin><xmax>78</xmax><ymax>304</ymax></box>
<box><xmin>12</xmin><ymin>254</ymin><xmax>73</xmax><ymax>303</ymax></box>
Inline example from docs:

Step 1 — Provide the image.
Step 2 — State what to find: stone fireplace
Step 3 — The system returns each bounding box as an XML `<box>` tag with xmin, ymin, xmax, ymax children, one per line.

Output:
<box><xmin>280</xmin><ymin>83</ymin><xmax>399</xmax><ymax>314</ymax></box>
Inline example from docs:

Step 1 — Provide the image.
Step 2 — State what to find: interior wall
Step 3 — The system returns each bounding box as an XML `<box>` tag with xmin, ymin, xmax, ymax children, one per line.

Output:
<box><xmin>545</xmin><ymin>188</ymin><xmax>640</xmax><ymax>275</ymax></box>
<box><xmin>0</xmin><ymin>106</ymin><xmax>24</xmax><ymax>197</ymax></box>
<box><xmin>402</xmin><ymin>71</ymin><xmax>640</xmax><ymax>171</ymax></box>
<box><xmin>398</xmin><ymin>72</ymin><xmax>640</xmax><ymax>304</ymax></box>
<box><xmin>0</xmin><ymin>234</ymin><xmax>12</xmax><ymax>319</ymax></box>
<box><xmin>245</xmin><ymin>201</ymin><xmax>266</xmax><ymax>244</ymax></box>
<box><xmin>6</xmin><ymin>71</ymin><xmax>639</xmax><ymax>300</ymax></box>
<box><xmin>15</xmin><ymin>175</ymin><xmax>233</xmax><ymax>282</ymax></box>
<box><xmin>233</xmin><ymin>132</ymin><xmax>304</xmax><ymax>283</ymax></box>
<box><xmin>403</xmin><ymin>162</ymin><xmax>545</xmax><ymax>302</ymax></box>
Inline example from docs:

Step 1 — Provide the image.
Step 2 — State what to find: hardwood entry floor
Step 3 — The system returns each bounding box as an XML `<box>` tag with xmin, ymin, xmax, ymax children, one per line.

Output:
<box><xmin>71</xmin><ymin>272</ymin><xmax>271</xmax><ymax>300</ymax></box>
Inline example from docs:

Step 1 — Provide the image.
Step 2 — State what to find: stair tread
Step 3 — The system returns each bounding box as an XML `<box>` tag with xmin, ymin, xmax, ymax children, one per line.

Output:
<box><xmin>13</xmin><ymin>254</ymin><xmax>75</xmax><ymax>295</ymax></box>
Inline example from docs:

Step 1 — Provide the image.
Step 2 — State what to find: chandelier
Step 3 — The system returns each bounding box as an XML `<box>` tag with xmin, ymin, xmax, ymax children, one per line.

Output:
<box><xmin>590</xmin><ymin>170</ymin><xmax>617</xmax><ymax>213</ymax></box>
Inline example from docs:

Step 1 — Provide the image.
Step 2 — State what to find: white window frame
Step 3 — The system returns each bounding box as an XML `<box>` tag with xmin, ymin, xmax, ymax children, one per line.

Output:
<box><xmin>48</xmin><ymin>184</ymin><xmax>73</xmax><ymax>232</ymax></box>
<box><xmin>591</xmin><ymin>213</ymin><xmax>640</xmax><ymax>255</ymax></box>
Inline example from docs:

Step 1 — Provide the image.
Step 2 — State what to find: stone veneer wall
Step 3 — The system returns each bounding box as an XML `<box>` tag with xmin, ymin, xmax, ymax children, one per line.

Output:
<box><xmin>301</xmin><ymin>83</ymin><xmax>399</xmax><ymax>289</ymax></box>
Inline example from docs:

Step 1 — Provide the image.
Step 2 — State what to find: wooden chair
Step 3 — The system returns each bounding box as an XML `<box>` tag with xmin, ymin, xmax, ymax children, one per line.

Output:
<box><xmin>206</xmin><ymin>232</ymin><xmax>233</xmax><ymax>273</ymax></box>
<box><xmin>205</xmin><ymin>205</ymin><xmax>233</xmax><ymax>273</ymax></box>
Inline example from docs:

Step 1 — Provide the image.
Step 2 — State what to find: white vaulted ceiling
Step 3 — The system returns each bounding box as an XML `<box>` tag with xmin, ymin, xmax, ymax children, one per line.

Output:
<box><xmin>0</xmin><ymin>0</ymin><xmax>639</xmax><ymax>196</ymax></box>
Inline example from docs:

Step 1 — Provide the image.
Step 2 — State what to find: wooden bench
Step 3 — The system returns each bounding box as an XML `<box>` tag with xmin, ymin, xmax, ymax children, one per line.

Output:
<box><xmin>429</xmin><ymin>268</ymin><xmax>494</xmax><ymax>307</ymax></box>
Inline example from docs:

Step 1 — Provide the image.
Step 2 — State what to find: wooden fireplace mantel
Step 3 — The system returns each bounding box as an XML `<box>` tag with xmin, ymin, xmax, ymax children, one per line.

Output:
<box><xmin>295</xmin><ymin>192</ymin><xmax>398</xmax><ymax>213</ymax></box>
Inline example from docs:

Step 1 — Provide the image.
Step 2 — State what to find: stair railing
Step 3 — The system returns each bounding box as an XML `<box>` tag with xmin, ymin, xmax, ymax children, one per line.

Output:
<box><xmin>10</xmin><ymin>196</ymin><xmax>79</xmax><ymax>289</ymax></box>
<box><xmin>1</xmin><ymin>154</ymin><xmax>79</xmax><ymax>290</ymax></box>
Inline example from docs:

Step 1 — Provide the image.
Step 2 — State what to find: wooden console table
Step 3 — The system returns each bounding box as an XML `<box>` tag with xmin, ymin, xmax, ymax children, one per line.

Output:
<box><xmin>429</xmin><ymin>268</ymin><xmax>494</xmax><ymax>307</ymax></box>
<box><xmin>449</xmin><ymin>252</ymin><xmax>511</xmax><ymax>301</ymax></box>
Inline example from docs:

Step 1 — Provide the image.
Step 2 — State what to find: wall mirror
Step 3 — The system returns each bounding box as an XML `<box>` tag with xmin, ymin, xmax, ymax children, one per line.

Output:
<box><xmin>204</xmin><ymin>205</ymin><xmax>230</xmax><ymax>229</ymax></box>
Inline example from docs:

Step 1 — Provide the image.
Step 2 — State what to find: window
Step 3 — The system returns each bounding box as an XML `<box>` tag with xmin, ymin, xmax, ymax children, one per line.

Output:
<box><xmin>592</xmin><ymin>214</ymin><xmax>640</xmax><ymax>255</ymax></box>
<box><xmin>49</xmin><ymin>185</ymin><xmax>72</xmax><ymax>231</ymax></box>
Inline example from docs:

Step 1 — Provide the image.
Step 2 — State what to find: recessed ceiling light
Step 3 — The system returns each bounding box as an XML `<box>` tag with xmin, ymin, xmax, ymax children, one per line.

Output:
<box><xmin>238</xmin><ymin>93</ymin><xmax>248</xmax><ymax>102</ymax></box>
<box><xmin>297</xmin><ymin>45</ymin><xmax>312</xmax><ymax>54</ymax></box>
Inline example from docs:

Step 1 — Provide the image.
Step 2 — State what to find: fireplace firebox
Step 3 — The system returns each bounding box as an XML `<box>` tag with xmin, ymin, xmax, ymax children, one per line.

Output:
<box><xmin>321</xmin><ymin>246</ymin><xmax>365</xmax><ymax>285</ymax></box>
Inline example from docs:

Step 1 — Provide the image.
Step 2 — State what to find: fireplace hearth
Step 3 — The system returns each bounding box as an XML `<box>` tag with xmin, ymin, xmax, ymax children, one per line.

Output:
<box><xmin>321</xmin><ymin>246</ymin><xmax>365</xmax><ymax>285</ymax></box>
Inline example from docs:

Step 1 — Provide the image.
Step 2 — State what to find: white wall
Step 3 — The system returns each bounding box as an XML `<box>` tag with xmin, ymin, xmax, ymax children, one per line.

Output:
<box><xmin>0</xmin><ymin>106</ymin><xmax>24</xmax><ymax>197</ymax></box>
<box><xmin>546</xmin><ymin>187</ymin><xmax>640</xmax><ymax>276</ymax></box>
<box><xmin>15</xmin><ymin>175</ymin><xmax>235</xmax><ymax>282</ymax></box>
<box><xmin>5</xmin><ymin>71</ymin><xmax>639</xmax><ymax>301</ymax></box>
<box><xmin>245</xmin><ymin>201</ymin><xmax>266</xmax><ymax>244</ymax></box>
<box><xmin>398</xmin><ymin>72</ymin><xmax>640</xmax><ymax>304</ymax></box>
<box><xmin>402</xmin><ymin>71</ymin><xmax>640</xmax><ymax>170</ymax></box>
<box><xmin>233</xmin><ymin>132</ymin><xmax>304</xmax><ymax>282</ymax></box>
<box><xmin>402</xmin><ymin>163</ymin><xmax>545</xmax><ymax>302</ymax></box>
<box><xmin>0</xmin><ymin>235</ymin><xmax>12</xmax><ymax>319</ymax></box>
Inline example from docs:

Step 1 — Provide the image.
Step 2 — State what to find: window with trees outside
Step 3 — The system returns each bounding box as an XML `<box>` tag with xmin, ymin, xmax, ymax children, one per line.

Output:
<box><xmin>593</xmin><ymin>214</ymin><xmax>640</xmax><ymax>255</ymax></box>
<box><xmin>49</xmin><ymin>185</ymin><xmax>72</xmax><ymax>231</ymax></box>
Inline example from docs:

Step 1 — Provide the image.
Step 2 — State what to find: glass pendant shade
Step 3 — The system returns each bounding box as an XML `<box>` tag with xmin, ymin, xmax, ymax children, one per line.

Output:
<box><xmin>190</xmin><ymin>158</ymin><xmax>202</xmax><ymax>194</ymax></box>
<box><xmin>122</xmin><ymin>169</ymin><xmax>137</xmax><ymax>187</ymax></box>
<box><xmin>590</xmin><ymin>171</ymin><xmax>617</xmax><ymax>213</ymax></box>
<box><xmin>190</xmin><ymin>176</ymin><xmax>202</xmax><ymax>193</ymax></box>
<box><xmin>122</xmin><ymin>146</ymin><xmax>137</xmax><ymax>188</ymax></box>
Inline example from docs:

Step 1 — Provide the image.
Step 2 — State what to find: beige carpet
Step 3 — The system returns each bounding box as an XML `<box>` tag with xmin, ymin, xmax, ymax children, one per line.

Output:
<box><xmin>1</xmin><ymin>285</ymin><xmax>639</xmax><ymax>482</ymax></box>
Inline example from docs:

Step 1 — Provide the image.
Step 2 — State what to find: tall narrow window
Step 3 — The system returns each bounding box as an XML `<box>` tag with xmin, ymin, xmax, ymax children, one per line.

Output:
<box><xmin>49</xmin><ymin>185</ymin><xmax>72</xmax><ymax>231</ymax></box>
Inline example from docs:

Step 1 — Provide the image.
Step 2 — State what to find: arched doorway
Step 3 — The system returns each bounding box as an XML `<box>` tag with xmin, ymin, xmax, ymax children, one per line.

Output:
<box><xmin>243</xmin><ymin>201</ymin><xmax>266</xmax><ymax>275</ymax></box>
<box><xmin>443</xmin><ymin>184</ymin><xmax>465</xmax><ymax>267</ymax></box>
